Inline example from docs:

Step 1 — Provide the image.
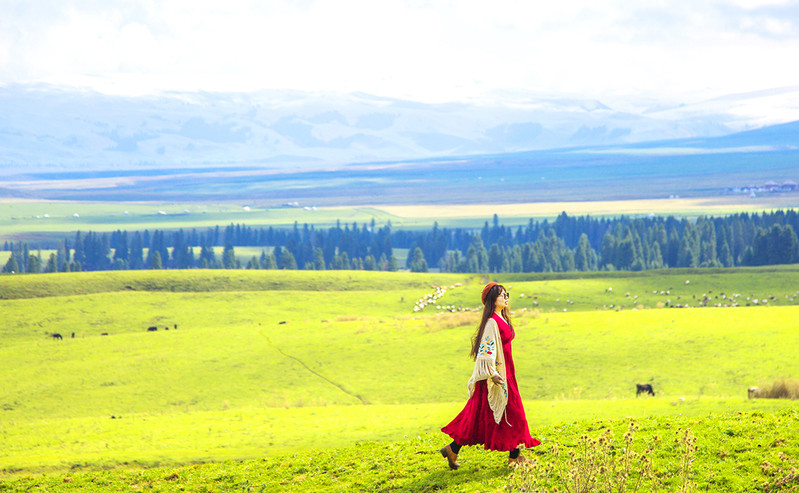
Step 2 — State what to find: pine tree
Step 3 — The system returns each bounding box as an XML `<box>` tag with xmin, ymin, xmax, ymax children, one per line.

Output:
<box><xmin>129</xmin><ymin>233</ymin><xmax>144</xmax><ymax>270</ymax></box>
<box><xmin>719</xmin><ymin>240</ymin><xmax>733</xmax><ymax>267</ymax></box>
<box><xmin>648</xmin><ymin>242</ymin><xmax>664</xmax><ymax>269</ymax></box>
<box><xmin>464</xmin><ymin>236</ymin><xmax>488</xmax><ymax>273</ymax></box>
<box><xmin>57</xmin><ymin>241</ymin><xmax>68</xmax><ymax>272</ymax></box>
<box><xmin>45</xmin><ymin>253</ymin><xmax>58</xmax><ymax>273</ymax></box>
<box><xmin>599</xmin><ymin>232</ymin><xmax>616</xmax><ymax>269</ymax></box>
<box><xmin>150</xmin><ymin>251</ymin><xmax>162</xmax><ymax>269</ymax></box>
<box><xmin>521</xmin><ymin>243</ymin><xmax>539</xmax><ymax>272</ymax></box>
<box><xmin>615</xmin><ymin>229</ymin><xmax>636</xmax><ymax>270</ymax></box>
<box><xmin>73</xmin><ymin>232</ymin><xmax>85</xmax><ymax>267</ymax></box>
<box><xmin>780</xmin><ymin>225</ymin><xmax>799</xmax><ymax>264</ymax></box>
<box><xmin>574</xmin><ymin>234</ymin><xmax>597</xmax><ymax>271</ymax></box>
<box><xmin>222</xmin><ymin>243</ymin><xmax>237</xmax><ymax>269</ymax></box>
<box><xmin>698</xmin><ymin>219</ymin><xmax>718</xmax><ymax>267</ymax></box>
<box><xmin>560</xmin><ymin>248</ymin><xmax>575</xmax><ymax>272</ymax></box>
<box><xmin>113</xmin><ymin>230</ymin><xmax>129</xmax><ymax>263</ymax></box>
<box><xmin>27</xmin><ymin>252</ymin><xmax>42</xmax><ymax>273</ymax></box>
<box><xmin>199</xmin><ymin>243</ymin><xmax>217</xmax><ymax>268</ymax></box>
<box><xmin>409</xmin><ymin>247</ymin><xmax>428</xmax><ymax>272</ymax></box>
<box><xmin>278</xmin><ymin>248</ymin><xmax>297</xmax><ymax>270</ymax></box>
<box><xmin>488</xmin><ymin>243</ymin><xmax>505</xmax><ymax>273</ymax></box>
<box><xmin>509</xmin><ymin>245</ymin><xmax>523</xmax><ymax>273</ymax></box>
<box><xmin>261</xmin><ymin>250</ymin><xmax>277</xmax><ymax>269</ymax></box>
<box><xmin>313</xmin><ymin>247</ymin><xmax>326</xmax><ymax>270</ymax></box>
<box><xmin>665</xmin><ymin>226</ymin><xmax>680</xmax><ymax>267</ymax></box>
<box><xmin>677</xmin><ymin>222</ymin><xmax>699</xmax><ymax>267</ymax></box>
<box><xmin>334</xmin><ymin>252</ymin><xmax>350</xmax><ymax>270</ymax></box>
<box><xmin>2</xmin><ymin>255</ymin><xmax>19</xmax><ymax>273</ymax></box>
<box><xmin>246</xmin><ymin>256</ymin><xmax>260</xmax><ymax>269</ymax></box>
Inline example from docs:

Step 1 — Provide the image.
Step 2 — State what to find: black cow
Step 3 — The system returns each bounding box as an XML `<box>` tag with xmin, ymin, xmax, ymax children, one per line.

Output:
<box><xmin>51</xmin><ymin>333</ymin><xmax>63</xmax><ymax>340</ymax></box>
<box><xmin>636</xmin><ymin>383</ymin><xmax>655</xmax><ymax>396</ymax></box>
<box><xmin>147</xmin><ymin>326</ymin><xmax>158</xmax><ymax>332</ymax></box>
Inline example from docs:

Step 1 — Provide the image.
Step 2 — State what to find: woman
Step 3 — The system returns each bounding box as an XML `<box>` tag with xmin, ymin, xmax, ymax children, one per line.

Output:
<box><xmin>440</xmin><ymin>282</ymin><xmax>540</xmax><ymax>468</ymax></box>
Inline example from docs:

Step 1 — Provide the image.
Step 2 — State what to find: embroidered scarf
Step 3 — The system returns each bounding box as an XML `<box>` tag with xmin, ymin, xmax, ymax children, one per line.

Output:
<box><xmin>467</xmin><ymin>316</ymin><xmax>509</xmax><ymax>425</ymax></box>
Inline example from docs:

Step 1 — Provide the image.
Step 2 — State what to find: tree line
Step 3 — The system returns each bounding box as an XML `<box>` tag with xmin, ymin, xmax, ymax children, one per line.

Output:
<box><xmin>3</xmin><ymin>210</ymin><xmax>799</xmax><ymax>274</ymax></box>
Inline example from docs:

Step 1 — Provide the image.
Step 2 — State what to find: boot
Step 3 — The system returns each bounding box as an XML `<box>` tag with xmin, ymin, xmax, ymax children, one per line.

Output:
<box><xmin>508</xmin><ymin>453</ymin><xmax>531</xmax><ymax>467</ymax></box>
<box><xmin>440</xmin><ymin>444</ymin><xmax>460</xmax><ymax>470</ymax></box>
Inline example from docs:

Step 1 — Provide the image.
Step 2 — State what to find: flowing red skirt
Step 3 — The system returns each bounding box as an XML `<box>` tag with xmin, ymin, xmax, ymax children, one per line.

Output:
<box><xmin>442</xmin><ymin>379</ymin><xmax>540</xmax><ymax>451</ymax></box>
<box><xmin>442</xmin><ymin>314</ymin><xmax>540</xmax><ymax>451</ymax></box>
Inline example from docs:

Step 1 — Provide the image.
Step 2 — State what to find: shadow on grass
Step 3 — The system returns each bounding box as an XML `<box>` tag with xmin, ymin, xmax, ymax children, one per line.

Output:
<box><xmin>393</xmin><ymin>465</ymin><xmax>509</xmax><ymax>492</ymax></box>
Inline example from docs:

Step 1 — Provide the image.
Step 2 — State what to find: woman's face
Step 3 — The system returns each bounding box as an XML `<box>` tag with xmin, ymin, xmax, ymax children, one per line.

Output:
<box><xmin>495</xmin><ymin>288</ymin><xmax>509</xmax><ymax>309</ymax></box>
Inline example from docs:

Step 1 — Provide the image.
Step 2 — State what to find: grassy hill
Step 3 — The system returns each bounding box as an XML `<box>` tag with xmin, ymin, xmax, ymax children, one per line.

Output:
<box><xmin>1</xmin><ymin>268</ymin><xmax>798</xmax><ymax>490</ymax></box>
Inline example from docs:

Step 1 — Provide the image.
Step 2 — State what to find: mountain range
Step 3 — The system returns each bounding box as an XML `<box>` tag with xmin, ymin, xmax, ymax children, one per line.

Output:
<box><xmin>2</xmin><ymin>84</ymin><xmax>799</xmax><ymax>172</ymax></box>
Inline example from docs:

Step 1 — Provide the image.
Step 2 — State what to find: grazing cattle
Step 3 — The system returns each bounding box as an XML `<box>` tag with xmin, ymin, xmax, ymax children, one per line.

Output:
<box><xmin>165</xmin><ymin>326</ymin><xmax>169</xmax><ymax>330</ymax></box>
<box><xmin>174</xmin><ymin>324</ymin><xmax>178</xmax><ymax>330</ymax></box>
<box><xmin>279</xmin><ymin>321</ymin><xmax>287</xmax><ymax>325</ymax></box>
<box><xmin>71</xmin><ymin>332</ymin><xmax>75</xmax><ymax>338</ymax></box>
<box><xmin>147</xmin><ymin>326</ymin><xmax>158</xmax><ymax>332</ymax></box>
<box><xmin>636</xmin><ymin>383</ymin><xmax>655</xmax><ymax>396</ymax></box>
<box><xmin>51</xmin><ymin>333</ymin><xmax>63</xmax><ymax>340</ymax></box>
<box><xmin>101</xmin><ymin>333</ymin><xmax>109</xmax><ymax>336</ymax></box>
<box><xmin>748</xmin><ymin>386</ymin><xmax>760</xmax><ymax>399</ymax></box>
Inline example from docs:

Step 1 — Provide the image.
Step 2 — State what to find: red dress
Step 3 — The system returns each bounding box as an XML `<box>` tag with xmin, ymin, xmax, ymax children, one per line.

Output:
<box><xmin>442</xmin><ymin>314</ymin><xmax>541</xmax><ymax>451</ymax></box>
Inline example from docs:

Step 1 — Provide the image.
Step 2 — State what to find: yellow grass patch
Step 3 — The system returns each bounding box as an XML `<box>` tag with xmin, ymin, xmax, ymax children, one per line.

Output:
<box><xmin>374</xmin><ymin>196</ymin><xmax>799</xmax><ymax>219</ymax></box>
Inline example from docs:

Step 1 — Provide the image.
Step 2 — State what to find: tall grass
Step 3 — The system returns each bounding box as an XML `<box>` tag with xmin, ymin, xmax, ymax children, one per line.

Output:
<box><xmin>756</xmin><ymin>379</ymin><xmax>799</xmax><ymax>399</ymax></box>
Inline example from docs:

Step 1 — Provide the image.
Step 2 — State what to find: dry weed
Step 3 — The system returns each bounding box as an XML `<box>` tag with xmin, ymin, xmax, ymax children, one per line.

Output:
<box><xmin>424</xmin><ymin>311</ymin><xmax>475</xmax><ymax>332</ymax></box>
<box><xmin>506</xmin><ymin>420</ymin><xmax>699</xmax><ymax>493</ymax></box>
<box><xmin>756</xmin><ymin>379</ymin><xmax>799</xmax><ymax>400</ymax></box>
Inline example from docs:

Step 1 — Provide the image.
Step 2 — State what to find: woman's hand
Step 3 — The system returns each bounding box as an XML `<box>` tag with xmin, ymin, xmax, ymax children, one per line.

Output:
<box><xmin>491</xmin><ymin>374</ymin><xmax>504</xmax><ymax>385</ymax></box>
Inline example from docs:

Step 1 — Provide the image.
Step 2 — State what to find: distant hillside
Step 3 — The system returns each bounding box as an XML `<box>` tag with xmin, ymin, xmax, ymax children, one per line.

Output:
<box><xmin>1</xmin><ymin>120</ymin><xmax>796</xmax><ymax>204</ymax></box>
<box><xmin>622</xmin><ymin>119</ymin><xmax>799</xmax><ymax>150</ymax></box>
<box><xmin>2</xmin><ymin>84</ymin><xmax>799</xmax><ymax>172</ymax></box>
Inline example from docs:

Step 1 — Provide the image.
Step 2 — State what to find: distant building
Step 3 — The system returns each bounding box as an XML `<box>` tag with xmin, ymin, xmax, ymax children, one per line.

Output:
<box><xmin>764</xmin><ymin>181</ymin><xmax>779</xmax><ymax>192</ymax></box>
<box><xmin>781</xmin><ymin>180</ymin><xmax>798</xmax><ymax>192</ymax></box>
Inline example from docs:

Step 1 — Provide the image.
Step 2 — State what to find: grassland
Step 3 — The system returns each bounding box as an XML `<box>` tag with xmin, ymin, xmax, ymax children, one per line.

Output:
<box><xmin>4</xmin><ymin>410</ymin><xmax>799</xmax><ymax>492</ymax></box>
<box><xmin>1</xmin><ymin>268</ymin><xmax>798</xmax><ymax>491</ymax></box>
<box><xmin>0</xmin><ymin>200</ymin><xmax>400</xmax><ymax>241</ymax></box>
<box><xmin>3</xmin><ymin>196</ymin><xmax>799</xmax><ymax>243</ymax></box>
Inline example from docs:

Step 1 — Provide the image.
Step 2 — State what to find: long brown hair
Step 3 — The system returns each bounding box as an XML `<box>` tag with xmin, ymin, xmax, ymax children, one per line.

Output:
<box><xmin>470</xmin><ymin>283</ymin><xmax>513</xmax><ymax>360</ymax></box>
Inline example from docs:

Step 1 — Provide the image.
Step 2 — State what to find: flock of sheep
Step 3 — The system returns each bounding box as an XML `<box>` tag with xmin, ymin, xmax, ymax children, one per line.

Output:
<box><xmin>412</xmin><ymin>279</ymin><xmax>799</xmax><ymax>314</ymax></box>
<box><xmin>413</xmin><ymin>283</ymin><xmax>464</xmax><ymax>313</ymax></box>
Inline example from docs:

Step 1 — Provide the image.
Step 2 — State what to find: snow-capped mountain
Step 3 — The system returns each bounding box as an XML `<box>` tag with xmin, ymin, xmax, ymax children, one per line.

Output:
<box><xmin>2</xmin><ymin>84</ymin><xmax>799</xmax><ymax>171</ymax></box>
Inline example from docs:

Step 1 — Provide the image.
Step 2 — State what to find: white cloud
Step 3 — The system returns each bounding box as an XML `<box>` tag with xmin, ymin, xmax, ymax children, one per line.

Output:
<box><xmin>1</xmin><ymin>0</ymin><xmax>798</xmax><ymax>103</ymax></box>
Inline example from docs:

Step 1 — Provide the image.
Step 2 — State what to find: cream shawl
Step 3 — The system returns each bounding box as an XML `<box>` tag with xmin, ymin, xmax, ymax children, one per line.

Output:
<box><xmin>467</xmin><ymin>316</ymin><xmax>509</xmax><ymax>425</ymax></box>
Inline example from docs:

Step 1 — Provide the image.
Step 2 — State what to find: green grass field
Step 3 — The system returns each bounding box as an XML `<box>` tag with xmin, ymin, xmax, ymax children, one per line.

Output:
<box><xmin>3</xmin><ymin>198</ymin><xmax>799</xmax><ymax>242</ymax></box>
<box><xmin>0</xmin><ymin>201</ymin><xmax>402</xmax><ymax>241</ymax></box>
<box><xmin>1</xmin><ymin>268</ymin><xmax>798</xmax><ymax>491</ymax></box>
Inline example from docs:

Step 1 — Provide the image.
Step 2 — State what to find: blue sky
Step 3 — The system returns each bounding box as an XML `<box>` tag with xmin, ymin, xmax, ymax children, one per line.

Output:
<box><xmin>1</xmin><ymin>0</ymin><xmax>799</xmax><ymax>104</ymax></box>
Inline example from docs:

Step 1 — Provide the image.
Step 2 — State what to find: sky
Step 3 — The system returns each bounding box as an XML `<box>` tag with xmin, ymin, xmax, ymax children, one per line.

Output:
<box><xmin>1</xmin><ymin>0</ymin><xmax>799</xmax><ymax>104</ymax></box>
